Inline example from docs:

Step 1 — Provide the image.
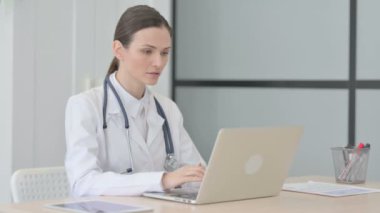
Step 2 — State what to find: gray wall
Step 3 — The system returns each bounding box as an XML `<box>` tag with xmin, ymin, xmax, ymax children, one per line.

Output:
<box><xmin>174</xmin><ymin>0</ymin><xmax>380</xmax><ymax>180</ymax></box>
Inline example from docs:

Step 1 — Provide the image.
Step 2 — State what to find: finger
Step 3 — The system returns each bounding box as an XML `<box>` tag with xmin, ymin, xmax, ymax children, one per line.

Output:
<box><xmin>183</xmin><ymin>168</ymin><xmax>205</xmax><ymax>179</ymax></box>
<box><xmin>184</xmin><ymin>170</ymin><xmax>199</xmax><ymax>177</ymax></box>
<box><xmin>183</xmin><ymin>175</ymin><xmax>203</xmax><ymax>183</ymax></box>
<box><xmin>199</xmin><ymin>164</ymin><xmax>206</xmax><ymax>170</ymax></box>
<box><xmin>192</xmin><ymin>166</ymin><xmax>206</xmax><ymax>176</ymax></box>
<box><xmin>198</xmin><ymin>163</ymin><xmax>206</xmax><ymax>169</ymax></box>
<box><xmin>185</xmin><ymin>165</ymin><xmax>206</xmax><ymax>173</ymax></box>
<box><xmin>183</xmin><ymin>166</ymin><xmax>205</xmax><ymax>176</ymax></box>
<box><xmin>182</xmin><ymin>164</ymin><xmax>204</xmax><ymax>170</ymax></box>
<box><xmin>190</xmin><ymin>167</ymin><xmax>205</xmax><ymax>177</ymax></box>
<box><xmin>175</xmin><ymin>166</ymin><xmax>205</xmax><ymax>181</ymax></box>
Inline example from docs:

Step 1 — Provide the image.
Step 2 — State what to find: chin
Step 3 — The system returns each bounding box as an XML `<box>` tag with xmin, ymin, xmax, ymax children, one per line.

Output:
<box><xmin>145</xmin><ymin>80</ymin><xmax>159</xmax><ymax>86</ymax></box>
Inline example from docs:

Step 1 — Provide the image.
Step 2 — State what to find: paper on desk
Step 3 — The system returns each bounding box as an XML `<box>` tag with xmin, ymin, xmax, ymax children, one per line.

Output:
<box><xmin>282</xmin><ymin>181</ymin><xmax>380</xmax><ymax>197</ymax></box>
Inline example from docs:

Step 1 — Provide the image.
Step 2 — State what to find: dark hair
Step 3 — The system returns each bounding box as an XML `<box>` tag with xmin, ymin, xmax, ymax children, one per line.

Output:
<box><xmin>107</xmin><ymin>5</ymin><xmax>172</xmax><ymax>75</ymax></box>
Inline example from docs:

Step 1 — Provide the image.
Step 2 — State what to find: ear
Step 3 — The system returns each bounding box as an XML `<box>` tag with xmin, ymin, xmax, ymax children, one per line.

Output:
<box><xmin>112</xmin><ymin>40</ymin><xmax>125</xmax><ymax>61</ymax></box>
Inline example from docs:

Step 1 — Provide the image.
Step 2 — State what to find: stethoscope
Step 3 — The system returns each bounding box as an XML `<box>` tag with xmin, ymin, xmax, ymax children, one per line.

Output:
<box><xmin>102</xmin><ymin>74</ymin><xmax>179</xmax><ymax>173</ymax></box>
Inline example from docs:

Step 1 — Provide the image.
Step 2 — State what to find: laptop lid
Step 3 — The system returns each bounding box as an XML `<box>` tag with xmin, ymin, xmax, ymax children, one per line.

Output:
<box><xmin>143</xmin><ymin>126</ymin><xmax>303</xmax><ymax>204</ymax></box>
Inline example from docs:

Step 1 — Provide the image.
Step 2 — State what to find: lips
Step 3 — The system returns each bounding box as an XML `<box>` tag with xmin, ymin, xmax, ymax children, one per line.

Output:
<box><xmin>146</xmin><ymin>72</ymin><xmax>161</xmax><ymax>78</ymax></box>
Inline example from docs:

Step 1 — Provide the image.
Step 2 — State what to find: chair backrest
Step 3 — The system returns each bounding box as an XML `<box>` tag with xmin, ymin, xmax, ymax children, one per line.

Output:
<box><xmin>10</xmin><ymin>166</ymin><xmax>69</xmax><ymax>203</ymax></box>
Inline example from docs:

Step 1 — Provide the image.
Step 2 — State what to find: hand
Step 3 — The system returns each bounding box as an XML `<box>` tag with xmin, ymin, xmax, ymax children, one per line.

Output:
<box><xmin>161</xmin><ymin>164</ymin><xmax>205</xmax><ymax>190</ymax></box>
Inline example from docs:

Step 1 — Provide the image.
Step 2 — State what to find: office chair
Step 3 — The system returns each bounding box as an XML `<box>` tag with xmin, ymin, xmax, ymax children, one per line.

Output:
<box><xmin>10</xmin><ymin>166</ymin><xmax>70</xmax><ymax>203</ymax></box>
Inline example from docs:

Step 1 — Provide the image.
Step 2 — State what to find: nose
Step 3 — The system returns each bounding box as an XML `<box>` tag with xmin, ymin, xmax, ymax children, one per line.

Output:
<box><xmin>152</xmin><ymin>53</ymin><xmax>166</xmax><ymax>68</ymax></box>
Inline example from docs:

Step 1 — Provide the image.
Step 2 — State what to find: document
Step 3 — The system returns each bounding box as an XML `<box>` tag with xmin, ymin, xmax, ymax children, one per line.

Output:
<box><xmin>282</xmin><ymin>181</ymin><xmax>380</xmax><ymax>197</ymax></box>
<box><xmin>45</xmin><ymin>200</ymin><xmax>153</xmax><ymax>213</ymax></box>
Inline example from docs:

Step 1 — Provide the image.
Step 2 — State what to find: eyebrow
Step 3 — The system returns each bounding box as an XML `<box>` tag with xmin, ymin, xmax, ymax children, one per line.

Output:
<box><xmin>142</xmin><ymin>44</ymin><xmax>171</xmax><ymax>50</ymax></box>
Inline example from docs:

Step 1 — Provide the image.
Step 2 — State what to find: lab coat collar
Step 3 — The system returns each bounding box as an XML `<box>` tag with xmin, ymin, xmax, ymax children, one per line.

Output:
<box><xmin>107</xmin><ymin>72</ymin><xmax>149</xmax><ymax>119</ymax></box>
<box><xmin>127</xmin><ymin>95</ymin><xmax>164</xmax><ymax>149</ymax></box>
<box><xmin>127</xmin><ymin>95</ymin><xmax>165</xmax><ymax>148</ymax></box>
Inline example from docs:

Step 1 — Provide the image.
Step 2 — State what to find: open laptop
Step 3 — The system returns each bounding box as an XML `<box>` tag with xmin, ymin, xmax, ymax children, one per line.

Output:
<box><xmin>143</xmin><ymin>126</ymin><xmax>303</xmax><ymax>204</ymax></box>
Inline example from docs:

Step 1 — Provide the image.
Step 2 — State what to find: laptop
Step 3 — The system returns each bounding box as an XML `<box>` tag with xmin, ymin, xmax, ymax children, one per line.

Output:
<box><xmin>143</xmin><ymin>126</ymin><xmax>303</xmax><ymax>204</ymax></box>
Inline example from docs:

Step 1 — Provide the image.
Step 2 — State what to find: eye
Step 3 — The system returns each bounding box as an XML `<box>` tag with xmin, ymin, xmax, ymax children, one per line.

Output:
<box><xmin>161</xmin><ymin>51</ymin><xmax>169</xmax><ymax>56</ymax></box>
<box><xmin>141</xmin><ymin>49</ymin><xmax>153</xmax><ymax>55</ymax></box>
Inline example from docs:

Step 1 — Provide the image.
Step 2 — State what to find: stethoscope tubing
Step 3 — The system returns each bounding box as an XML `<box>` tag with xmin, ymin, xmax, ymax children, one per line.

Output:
<box><xmin>103</xmin><ymin>75</ymin><xmax>129</xmax><ymax>129</ymax></box>
<box><xmin>154</xmin><ymin>98</ymin><xmax>174</xmax><ymax>154</ymax></box>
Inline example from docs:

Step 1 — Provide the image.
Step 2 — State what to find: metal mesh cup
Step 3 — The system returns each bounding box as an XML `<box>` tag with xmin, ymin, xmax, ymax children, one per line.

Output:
<box><xmin>331</xmin><ymin>147</ymin><xmax>370</xmax><ymax>184</ymax></box>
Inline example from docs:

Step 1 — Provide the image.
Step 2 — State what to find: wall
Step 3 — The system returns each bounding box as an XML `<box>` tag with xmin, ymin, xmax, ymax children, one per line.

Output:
<box><xmin>356</xmin><ymin>0</ymin><xmax>380</xmax><ymax>181</ymax></box>
<box><xmin>0</xmin><ymin>0</ymin><xmax>14</xmax><ymax>203</ymax></box>
<box><xmin>174</xmin><ymin>0</ymin><xmax>380</xmax><ymax>180</ymax></box>
<box><xmin>0</xmin><ymin>0</ymin><xmax>171</xmax><ymax>204</ymax></box>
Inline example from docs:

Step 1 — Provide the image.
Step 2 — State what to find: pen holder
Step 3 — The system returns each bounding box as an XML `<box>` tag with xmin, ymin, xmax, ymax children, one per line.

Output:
<box><xmin>331</xmin><ymin>147</ymin><xmax>370</xmax><ymax>184</ymax></box>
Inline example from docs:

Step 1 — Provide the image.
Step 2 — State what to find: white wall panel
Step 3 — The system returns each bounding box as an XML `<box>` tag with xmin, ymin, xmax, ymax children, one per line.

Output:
<box><xmin>72</xmin><ymin>0</ymin><xmax>96</xmax><ymax>93</ymax></box>
<box><xmin>33</xmin><ymin>0</ymin><xmax>73</xmax><ymax>166</ymax></box>
<box><xmin>0</xmin><ymin>0</ymin><xmax>14</xmax><ymax>204</ymax></box>
<box><xmin>2</xmin><ymin>0</ymin><xmax>172</xmax><ymax>203</ymax></box>
<box><xmin>11</xmin><ymin>0</ymin><xmax>36</xmax><ymax>173</ymax></box>
<box><xmin>10</xmin><ymin>0</ymin><xmax>172</xmax><ymax>169</ymax></box>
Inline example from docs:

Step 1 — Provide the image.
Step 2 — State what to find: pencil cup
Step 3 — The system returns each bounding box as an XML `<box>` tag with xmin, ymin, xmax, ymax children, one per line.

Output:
<box><xmin>331</xmin><ymin>147</ymin><xmax>370</xmax><ymax>184</ymax></box>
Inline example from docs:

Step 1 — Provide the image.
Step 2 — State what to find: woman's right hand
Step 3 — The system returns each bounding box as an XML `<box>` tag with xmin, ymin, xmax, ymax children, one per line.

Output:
<box><xmin>161</xmin><ymin>164</ymin><xmax>205</xmax><ymax>190</ymax></box>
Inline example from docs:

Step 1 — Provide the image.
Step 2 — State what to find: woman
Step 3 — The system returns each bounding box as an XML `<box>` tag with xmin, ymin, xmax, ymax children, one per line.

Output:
<box><xmin>65</xmin><ymin>5</ymin><xmax>205</xmax><ymax>197</ymax></box>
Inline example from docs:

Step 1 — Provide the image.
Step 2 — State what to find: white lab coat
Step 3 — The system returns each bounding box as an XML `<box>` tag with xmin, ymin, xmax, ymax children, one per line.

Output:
<box><xmin>65</xmin><ymin>74</ymin><xmax>204</xmax><ymax>197</ymax></box>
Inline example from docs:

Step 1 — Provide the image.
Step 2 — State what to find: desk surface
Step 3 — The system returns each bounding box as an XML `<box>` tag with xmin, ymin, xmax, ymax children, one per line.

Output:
<box><xmin>1</xmin><ymin>176</ymin><xmax>380</xmax><ymax>213</ymax></box>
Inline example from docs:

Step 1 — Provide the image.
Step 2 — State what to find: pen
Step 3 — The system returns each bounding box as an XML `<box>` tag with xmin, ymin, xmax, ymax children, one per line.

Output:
<box><xmin>349</xmin><ymin>143</ymin><xmax>371</xmax><ymax>182</ymax></box>
<box><xmin>343</xmin><ymin>144</ymin><xmax>354</xmax><ymax>167</ymax></box>
<box><xmin>358</xmin><ymin>143</ymin><xmax>365</xmax><ymax>149</ymax></box>
<box><xmin>338</xmin><ymin>143</ymin><xmax>365</xmax><ymax>182</ymax></box>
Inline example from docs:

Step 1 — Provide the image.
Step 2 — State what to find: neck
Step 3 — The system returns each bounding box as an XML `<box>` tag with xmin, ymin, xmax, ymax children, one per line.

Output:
<box><xmin>115</xmin><ymin>71</ymin><xmax>145</xmax><ymax>99</ymax></box>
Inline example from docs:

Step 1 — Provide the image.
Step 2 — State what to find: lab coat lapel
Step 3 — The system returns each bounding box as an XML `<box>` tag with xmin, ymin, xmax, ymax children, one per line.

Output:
<box><xmin>147</xmin><ymin>104</ymin><xmax>165</xmax><ymax>146</ymax></box>
<box><xmin>129</xmin><ymin>118</ymin><xmax>149</xmax><ymax>151</ymax></box>
<box><xmin>106</xmin><ymin>88</ymin><xmax>149</xmax><ymax>155</ymax></box>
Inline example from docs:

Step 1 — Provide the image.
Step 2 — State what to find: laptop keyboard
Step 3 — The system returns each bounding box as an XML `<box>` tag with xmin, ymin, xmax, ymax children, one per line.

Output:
<box><xmin>168</xmin><ymin>192</ymin><xmax>198</xmax><ymax>200</ymax></box>
<box><xmin>167</xmin><ymin>189</ymin><xmax>198</xmax><ymax>200</ymax></box>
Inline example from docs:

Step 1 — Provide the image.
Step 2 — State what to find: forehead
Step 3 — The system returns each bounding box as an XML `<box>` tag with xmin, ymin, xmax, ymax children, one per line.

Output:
<box><xmin>130</xmin><ymin>27</ymin><xmax>172</xmax><ymax>48</ymax></box>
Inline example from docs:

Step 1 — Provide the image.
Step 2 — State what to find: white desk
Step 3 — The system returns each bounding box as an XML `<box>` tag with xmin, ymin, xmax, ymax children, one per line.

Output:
<box><xmin>1</xmin><ymin>176</ymin><xmax>380</xmax><ymax>213</ymax></box>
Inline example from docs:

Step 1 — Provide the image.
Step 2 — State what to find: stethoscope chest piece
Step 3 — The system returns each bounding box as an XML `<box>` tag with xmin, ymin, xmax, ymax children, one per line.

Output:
<box><xmin>164</xmin><ymin>154</ymin><xmax>179</xmax><ymax>172</ymax></box>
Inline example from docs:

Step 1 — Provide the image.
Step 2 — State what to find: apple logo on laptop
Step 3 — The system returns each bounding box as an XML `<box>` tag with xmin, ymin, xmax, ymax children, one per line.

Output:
<box><xmin>244</xmin><ymin>155</ymin><xmax>263</xmax><ymax>175</ymax></box>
